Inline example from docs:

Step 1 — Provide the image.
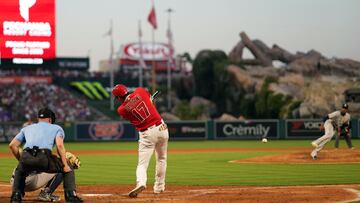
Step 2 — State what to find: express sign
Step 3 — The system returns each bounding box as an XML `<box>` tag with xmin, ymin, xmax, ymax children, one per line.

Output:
<box><xmin>0</xmin><ymin>0</ymin><xmax>56</xmax><ymax>65</ymax></box>
<box><xmin>123</xmin><ymin>42</ymin><xmax>173</xmax><ymax>61</ymax></box>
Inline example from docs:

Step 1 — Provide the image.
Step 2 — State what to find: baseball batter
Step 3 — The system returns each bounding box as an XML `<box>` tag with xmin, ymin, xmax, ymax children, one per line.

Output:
<box><xmin>311</xmin><ymin>103</ymin><xmax>351</xmax><ymax>159</ymax></box>
<box><xmin>112</xmin><ymin>84</ymin><xmax>169</xmax><ymax>198</ymax></box>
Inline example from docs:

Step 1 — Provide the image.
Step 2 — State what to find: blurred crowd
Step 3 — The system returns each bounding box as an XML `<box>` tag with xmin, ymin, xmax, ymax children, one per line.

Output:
<box><xmin>0</xmin><ymin>83</ymin><xmax>105</xmax><ymax>122</ymax></box>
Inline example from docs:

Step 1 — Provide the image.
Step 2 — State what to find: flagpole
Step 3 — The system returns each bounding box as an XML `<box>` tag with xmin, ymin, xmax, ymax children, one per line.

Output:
<box><xmin>147</xmin><ymin>0</ymin><xmax>157</xmax><ymax>93</ymax></box>
<box><xmin>151</xmin><ymin>27</ymin><xmax>156</xmax><ymax>93</ymax></box>
<box><xmin>166</xmin><ymin>8</ymin><xmax>174</xmax><ymax>110</ymax></box>
<box><xmin>151</xmin><ymin>0</ymin><xmax>157</xmax><ymax>93</ymax></box>
<box><xmin>138</xmin><ymin>20</ymin><xmax>144</xmax><ymax>87</ymax></box>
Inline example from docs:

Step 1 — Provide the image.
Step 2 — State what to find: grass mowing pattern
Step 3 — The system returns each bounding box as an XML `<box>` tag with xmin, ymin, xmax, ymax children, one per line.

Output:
<box><xmin>0</xmin><ymin>140</ymin><xmax>360</xmax><ymax>186</ymax></box>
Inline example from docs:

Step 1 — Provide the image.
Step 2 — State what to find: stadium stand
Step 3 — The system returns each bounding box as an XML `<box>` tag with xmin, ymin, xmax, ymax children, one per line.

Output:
<box><xmin>0</xmin><ymin>83</ymin><xmax>109</xmax><ymax>122</ymax></box>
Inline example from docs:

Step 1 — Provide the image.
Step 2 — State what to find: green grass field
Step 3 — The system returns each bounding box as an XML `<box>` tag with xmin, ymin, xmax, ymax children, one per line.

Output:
<box><xmin>1</xmin><ymin>140</ymin><xmax>360</xmax><ymax>186</ymax></box>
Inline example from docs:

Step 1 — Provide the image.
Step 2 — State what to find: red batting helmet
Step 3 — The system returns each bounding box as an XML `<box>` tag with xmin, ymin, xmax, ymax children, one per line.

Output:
<box><xmin>112</xmin><ymin>84</ymin><xmax>128</xmax><ymax>97</ymax></box>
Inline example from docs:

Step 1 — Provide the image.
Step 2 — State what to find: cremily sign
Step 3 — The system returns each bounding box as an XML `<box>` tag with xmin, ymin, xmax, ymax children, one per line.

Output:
<box><xmin>0</xmin><ymin>0</ymin><xmax>56</xmax><ymax>65</ymax></box>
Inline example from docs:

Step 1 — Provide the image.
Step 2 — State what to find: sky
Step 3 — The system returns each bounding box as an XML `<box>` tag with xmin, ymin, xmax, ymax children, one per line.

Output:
<box><xmin>56</xmin><ymin>0</ymin><xmax>360</xmax><ymax>71</ymax></box>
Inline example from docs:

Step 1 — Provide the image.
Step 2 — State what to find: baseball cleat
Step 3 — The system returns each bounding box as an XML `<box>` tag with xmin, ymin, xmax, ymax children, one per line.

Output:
<box><xmin>38</xmin><ymin>190</ymin><xmax>61</xmax><ymax>202</ymax></box>
<box><xmin>311</xmin><ymin>155</ymin><xmax>317</xmax><ymax>160</ymax></box>
<box><xmin>154</xmin><ymin>189</ymin><xmax>164</xmax><ymax>194</ymax></box>
<box><xmin>311</xmin><ymin>142</ymin><xmax>318</xmax><ymax>148</ymax></box>
<box><xmin>129</xmin><ymin>185</ymin><xmax>146</xmax><ymax>198</ymax></box>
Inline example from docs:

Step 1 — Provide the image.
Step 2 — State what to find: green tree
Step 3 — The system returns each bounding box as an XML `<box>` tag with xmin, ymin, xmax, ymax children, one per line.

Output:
<box><xmin>174</xmin><ymin>101</ymin><xmax>204</xmax><ymax>120</ymax></box>
<box><xmin>192</xmin><ymin>50</ymin><xmax>228</xmax><ymax>99</ymax></box>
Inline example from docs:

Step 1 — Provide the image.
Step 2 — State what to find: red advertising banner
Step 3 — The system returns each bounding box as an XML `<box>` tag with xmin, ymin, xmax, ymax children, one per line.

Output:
<box><xmin>0</xmin><ymin>0</ymin><xmax>56</xmax><ymax>65</ymax></box>
<box><xmin>0</xmin><ymin>76</ymin><xmax>53</xmax><ymax>84</ymax></box>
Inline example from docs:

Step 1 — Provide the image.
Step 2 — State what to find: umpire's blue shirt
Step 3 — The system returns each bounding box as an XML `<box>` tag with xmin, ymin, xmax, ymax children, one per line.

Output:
<box><xmin>15</xmin><ymin>121</ymin><xmax>65</xmax><ymax>150</ymax></box>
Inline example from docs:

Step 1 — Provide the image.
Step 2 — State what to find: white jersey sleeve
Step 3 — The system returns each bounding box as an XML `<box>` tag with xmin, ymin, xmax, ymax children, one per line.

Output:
<box><xmin>327</xmin><ymin>111</ymin><xmax>350</xmax><ymax>129</ymax></box>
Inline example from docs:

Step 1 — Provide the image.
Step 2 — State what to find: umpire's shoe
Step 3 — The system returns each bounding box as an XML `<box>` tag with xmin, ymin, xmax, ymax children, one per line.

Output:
<box><xmin>65</xmin><ymin>191</ymin><xmax>83</xmax><ymax>203</ymax></box>
<box><xmin>129</xmin><ymin>185</ymin><xmax>146</xmax><ymax>198</ymax></box>
<box><xmin>10</xmin><ymin>192</ymin><xmax>22</xmax><ymax>203</ymax></box>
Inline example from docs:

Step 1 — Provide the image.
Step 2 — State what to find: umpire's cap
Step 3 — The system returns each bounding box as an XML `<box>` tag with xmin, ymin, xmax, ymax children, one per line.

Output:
<box><xmin>38</xmin><ymin>107</ymin><xmax>56</xmax><ymax>124</ymax></box>
<box><xmin>342</xmin><ymin>103</ymin><xmax>349</xmax><ymax>109</ymax></box>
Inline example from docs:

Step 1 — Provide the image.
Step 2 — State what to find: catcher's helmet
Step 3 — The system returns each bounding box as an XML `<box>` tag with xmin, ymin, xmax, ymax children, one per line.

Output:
<box><xmin>112</xmin><ymin>84</ymin><xmax>128</xmax><ymax>98</ymax></box>
<box><xmin>38</xmin><ymin>107</ymin><xmax>56</xmax><ymax>124</ymax></box>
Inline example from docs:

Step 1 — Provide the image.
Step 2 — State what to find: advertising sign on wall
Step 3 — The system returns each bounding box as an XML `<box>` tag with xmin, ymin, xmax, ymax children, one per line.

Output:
<box><xmin>0</xmin><ymin>76</ymin><xmax>52</xmax><ymax>84</ymax></box>
<box><xmin>75</xmin><ymin>122</ymin><xmax>137</xmax><ymax>141</ymax></box>
<box><xmin>286</xmin><ymin>119</ymin><xmax>323</xmax><ymax>138</ymax></box>
<box><xmin>0</xmin><ymin>0</ymin><xmax>56</xmax><ymax>66</ymax></box>
<box><xmin>56</xmin><ymin>57</ymin><xmax>89</xmax><ymax>70</ymax></box>
<box><xmin>215</xmin><ymin>120</ymin><xmax>279</xmax><ymax>139</ymax></box>
<box><xmin>123</xmin><ymin>42</ymin><xmax>173</xmax><ymax>61</ymax></box>
<box><xmin>167</xmin><ymin>121</ymin><xmax>207</xmax><ymax>140</ymax></box>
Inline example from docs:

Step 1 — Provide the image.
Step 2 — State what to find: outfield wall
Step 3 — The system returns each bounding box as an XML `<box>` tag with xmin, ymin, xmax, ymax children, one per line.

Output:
<box><xmin>0</xmin><ymin>119</ymin><xmax>358</xmax><ymax>142</ymax></box>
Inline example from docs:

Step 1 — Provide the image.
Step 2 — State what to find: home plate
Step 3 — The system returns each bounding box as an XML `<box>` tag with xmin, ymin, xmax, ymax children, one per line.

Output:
<box><xmin>82</xmin><ymin>194</ymin><xmax>113</xmax><ymax>197</ymax></box>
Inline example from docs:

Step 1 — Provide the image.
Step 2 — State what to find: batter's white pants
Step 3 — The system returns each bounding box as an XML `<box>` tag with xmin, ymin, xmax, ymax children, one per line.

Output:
<box><xmin>136</xmin><ymin>122</ymin><xmax>169</xmax><ymax>193</ymax></box>
<box><xmin>311</xmin><ymin>121</ymin><xmax>335</xmax><ymax>157</ymax></box>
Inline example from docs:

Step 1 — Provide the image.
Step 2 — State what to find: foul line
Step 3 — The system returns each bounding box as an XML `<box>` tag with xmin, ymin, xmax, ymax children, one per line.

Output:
<box><xmin>82</xmin><ymin>194</ymin><xmax>113</xmax><ymax>197</ymax></box>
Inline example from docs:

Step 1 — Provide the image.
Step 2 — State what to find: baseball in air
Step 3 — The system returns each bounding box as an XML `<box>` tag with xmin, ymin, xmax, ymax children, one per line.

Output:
<box><xmin>262</xmin><ymin>138</ymin><xmax>268</xmax><ymax>143</ymax></box>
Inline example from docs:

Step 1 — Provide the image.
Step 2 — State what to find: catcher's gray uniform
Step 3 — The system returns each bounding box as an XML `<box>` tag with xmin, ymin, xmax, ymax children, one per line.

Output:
<box><xmin>311</xmin><ymin>110</ymin><xmax>350</xmax><ymax>158</ymax></box>
<box><xmin>10</xmin><ymin>169</ymin><xmax>56</xmax><ymax>191</ymax></box>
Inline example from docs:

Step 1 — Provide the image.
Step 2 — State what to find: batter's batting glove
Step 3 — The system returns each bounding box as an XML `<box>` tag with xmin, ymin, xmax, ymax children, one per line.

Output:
<box><xmin>66</xmin><ymin>152</ymin><xmax>81</xmax><ymax>169</ymax></box>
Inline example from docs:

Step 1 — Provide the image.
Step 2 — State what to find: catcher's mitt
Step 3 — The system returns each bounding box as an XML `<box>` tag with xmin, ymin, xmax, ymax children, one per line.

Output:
<box><xmin>65</xmin><ymin>152</ymin><xmax>81</xmax><ymax>169</ymax></box>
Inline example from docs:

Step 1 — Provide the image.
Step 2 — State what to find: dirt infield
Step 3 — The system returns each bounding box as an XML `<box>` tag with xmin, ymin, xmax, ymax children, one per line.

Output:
<box><xmin>1</xmin><ymin>148</ymin><xmax>360</xmax><ymax>202</ymax></box>
<box><xmin>1</xmin><ymin>184</ymin><xmax>360</xmax><ymax>203</ymax></box>
<box><xmin>231</xmin><ymin>148</ymin><xmax>360</xmax><ymax>164</ymax></box>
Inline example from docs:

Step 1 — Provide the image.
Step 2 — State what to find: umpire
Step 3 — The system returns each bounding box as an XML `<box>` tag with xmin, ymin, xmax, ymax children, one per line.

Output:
<box><xmin>8</xmin><ymin>107</ymin><xmax>83</xmax><ymax>203</ymax></box>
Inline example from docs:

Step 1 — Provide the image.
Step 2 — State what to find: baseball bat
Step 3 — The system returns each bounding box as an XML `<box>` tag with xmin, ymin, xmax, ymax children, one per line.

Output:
<box><xmin>151</xmin><ymin>91</ymin><xmax>161</xmax><ymax>101</ymax></box>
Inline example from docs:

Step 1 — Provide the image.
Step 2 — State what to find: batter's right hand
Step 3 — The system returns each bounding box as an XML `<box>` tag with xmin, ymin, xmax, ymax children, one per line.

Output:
<box><xmin>319</xmin><ymin>124</ymin><xmax>325</xmax><ymax>131</ymax></box>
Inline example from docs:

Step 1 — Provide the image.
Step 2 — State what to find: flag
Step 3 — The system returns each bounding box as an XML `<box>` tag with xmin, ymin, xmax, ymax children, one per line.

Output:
<box><xmin>147</xmin><ymin>6</ymin><xmax>157</xmax><ymax>29</ymax></box>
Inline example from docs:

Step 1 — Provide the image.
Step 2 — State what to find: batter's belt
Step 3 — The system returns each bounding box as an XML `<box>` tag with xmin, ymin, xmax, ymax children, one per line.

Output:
<box><xmin>139</xmin><ymin>120</ymin><xmax>163</xmax><ymax>132</ymax></box>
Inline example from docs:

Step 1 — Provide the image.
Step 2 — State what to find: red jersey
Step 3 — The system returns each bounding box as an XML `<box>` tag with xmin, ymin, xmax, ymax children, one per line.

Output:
<box><xmin>117</xmin><ymin>88</ymin><xmax>162</xmax><ymax>131</ymax></box>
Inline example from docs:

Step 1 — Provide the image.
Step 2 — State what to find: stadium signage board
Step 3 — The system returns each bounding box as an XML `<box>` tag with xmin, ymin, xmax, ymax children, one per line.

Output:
<box><xmin>123</xmin><ymin>42</ymin><xmax>173</xmax><ymax>61</ymax></box>
<box><xmin>75</xmin><ymin>122</ymin><xmax>138</xmax><ymax>141</ymax></box>
<box><xmin>167</xmin><ymin>121</ymin><xmax>207</xmax><ymax>140</ymax></box>
<box><xmin>0</xmin><ymin>76</ymin><xmax>52</xmax><ymax>84</ymax></box>
<box><xmin>56</xmin><ymin>57</ymin><xmax>89</xmax><ymax>70</ymax></box>
<box><xmin>215</xmin><ymin>120</ymin><xmax>279</xmax><ymax>139</ymax></box>
<box><xmin>285</xmin><ymin>119</ymin><xmax>323</xmax><ymax>138</ymax></box>
<box><xmin>0</xmin><ymin>0</ymin><xmax>56</xmax><ymax>66</ymax></box>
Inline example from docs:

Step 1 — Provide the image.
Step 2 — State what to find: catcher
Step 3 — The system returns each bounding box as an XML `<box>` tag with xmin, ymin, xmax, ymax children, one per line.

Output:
<box><xmin>10</xmin><ymin>152</ymin><xmax>81</xmax><ymax>202</ymax></box>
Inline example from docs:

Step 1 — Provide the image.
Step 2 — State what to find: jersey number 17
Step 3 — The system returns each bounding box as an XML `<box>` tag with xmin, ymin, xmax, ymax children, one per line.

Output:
<box><xmin>131</xmin><ymin>101</ymin><xmax>151</xmax><ymax>123</ymax></box>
